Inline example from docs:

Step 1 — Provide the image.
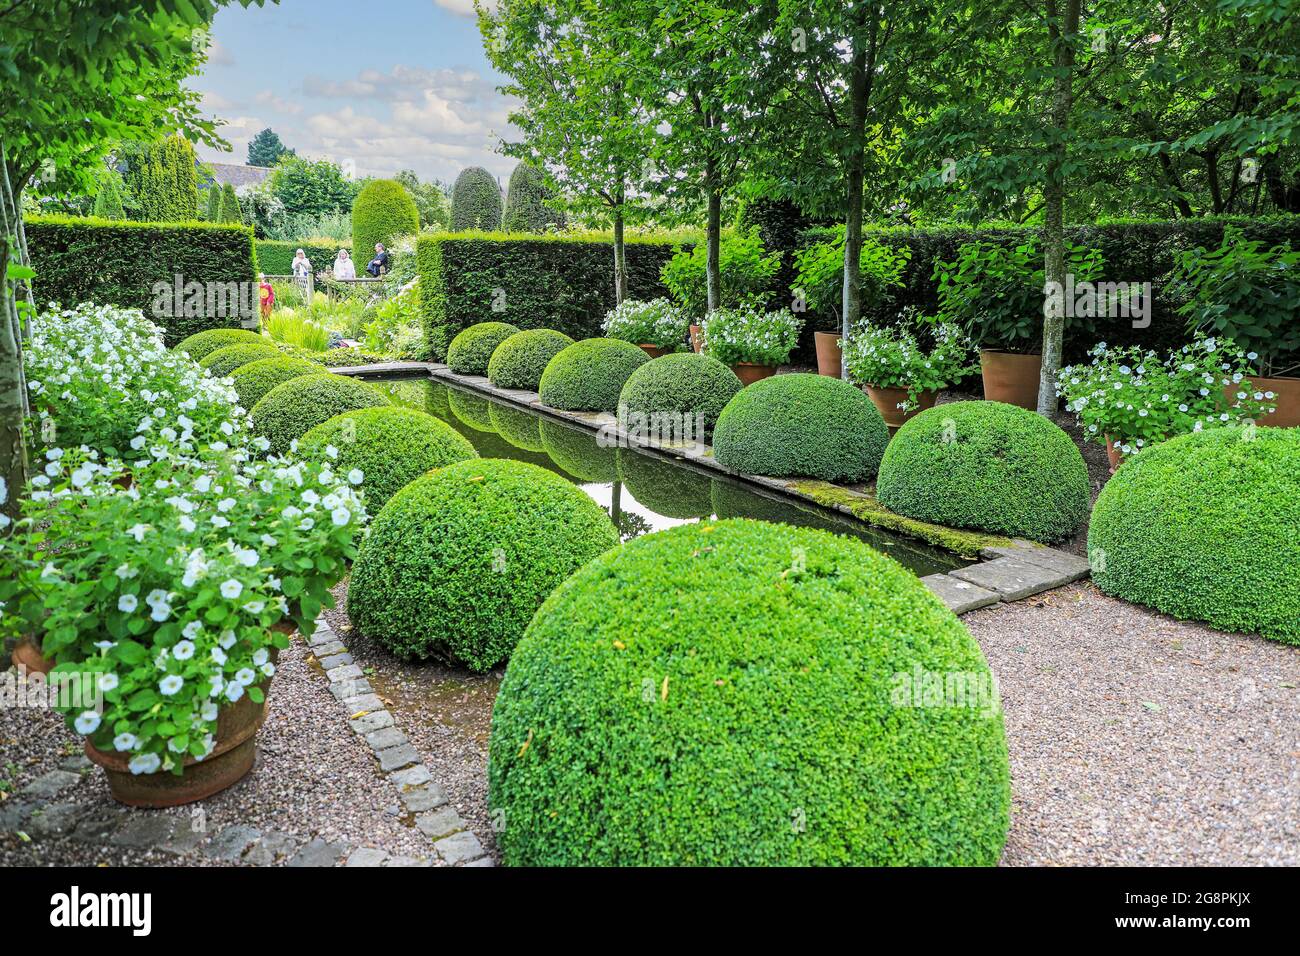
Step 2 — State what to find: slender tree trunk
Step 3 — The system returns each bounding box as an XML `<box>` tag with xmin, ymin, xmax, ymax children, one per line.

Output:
<box><xmin>841</xmin><ymin>41</ymin><xmax>869</xmax><ymax>378</ymax></box>
<box><xmin>0</xmin><ymin>152</ymin><xmax>31</xmax><ymax>523</ymax></box>
<box><xmin>704</xmin><ymin>150</ymin><xmax>722</xmax><ymax>314</ymax></box>
<box><xmin>1038</xmin><ymin>0</ymin><xmax>1080</xmax><ymax>417</ymax></box>
<box><xmin>612</xmin><ymin>190</ymin><xmax>628</xmax><ymax>306</ymax></box>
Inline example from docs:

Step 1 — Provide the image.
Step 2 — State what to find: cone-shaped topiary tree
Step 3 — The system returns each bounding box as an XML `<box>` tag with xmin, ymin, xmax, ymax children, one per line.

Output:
<box><xmin>351</xmin><ymin>178</ymin><xmax>420</xmax><ymax>261</ymax></box>
<box><xmin>91</xmin><ymin>173</ymin><xmax>126</xmax><ymax>219</ymax></box>
<box><xmin>218</xmin><ymin>182</ymin><xmax>243</xmax><ymax>223</ymax></box>
<box><xmin>451</xmin><ymin>166</ymin><xmax>502</xmax><ymax>231</ymax></box>
<box><xmin>502</xmin><ymin>162</ymin><xmax>566</xmax><ymax>232</ymax></box>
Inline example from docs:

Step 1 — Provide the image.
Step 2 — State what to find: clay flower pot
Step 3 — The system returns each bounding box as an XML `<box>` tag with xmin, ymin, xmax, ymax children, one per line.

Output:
<box><xmin>1103</xmin><ymin>434</ymin><xmax>1125</xmax><ymax>474</ymax></box>
<box><xmin>1248</xmin><ymin>375</ymin><xmax>1300</xmax><ymax>428</ymax></box>
<box><xmin>980</xmin><ymin>350</ymin><xmax>1042</xmax><ymax>410</ymax></box>
<box><xmin>689</xmin><ymin>325</ymin><xmax>704</xmax><ymax>353</ymax></box>
<box><xmin>814</xmin><ymin>332</ymin><xmax>842</xmax><ymax>378</ymax></box>
<box><xmin>11</xmin><ymin>636</ymin><xmax>55</xmax><ymax>675</ymax></box>
<box><xmin>730</xmin><ymin>363</ymin><xmax>777</xmax><ymax>386</ymax></box>
<box><xmin>864</xmin><ymin>385</ymin><xmax>939</xmax><ymax>431</ymax></box>
<box><xmin>638</xmin><ymin>344</ymin><xmax>667</xmax><ymax>359</ymax></box>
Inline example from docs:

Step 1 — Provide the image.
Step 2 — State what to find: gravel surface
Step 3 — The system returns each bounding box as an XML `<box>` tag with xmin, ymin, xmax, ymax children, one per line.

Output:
<box><xmin>0</xmin><ymin>632</ymin><xmax>432</xmax><ymax>866</ymax></box>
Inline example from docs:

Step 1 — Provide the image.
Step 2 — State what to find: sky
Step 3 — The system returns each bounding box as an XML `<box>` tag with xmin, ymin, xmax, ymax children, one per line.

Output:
<box><xmin>188</xmin><ymin>0</ymin><xmax>516</xmax><ymax>186</ymax></box>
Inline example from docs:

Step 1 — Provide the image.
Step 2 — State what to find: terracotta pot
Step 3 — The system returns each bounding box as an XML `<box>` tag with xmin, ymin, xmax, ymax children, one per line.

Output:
<box><xmin>11</xmin><ymin>636</ymin><xmax>55</xmax><ymax>675</ymax></box>
<box><xmin>638</xmin><ymin>344</ymin><xmax>666</xmax><ymax>359</ymax></box>
<box><xmin>1103</xmin><ymin>435</ymin><xmax>1125</xmax><ymax>474</ymax></box>
<box><xmin>814</xmin><ymin>331</ymin><xmax>843</xmax><ymax>378</ymax></box>
<box><xmin>731</xmin><ymin>363</ymin><xmax>777</xmax><ymax>386</ymax></box>
<box><xmin>864</xmin><ymin>385</ymin><xmax>939</xmax><ymax>431</ymax></box>
<box><xmin>1248</xmin><ymin>375</ymin><xmax>1300</xmax><ymax>428</ymax></box>
<box><xmin>980</xmin><ymin>350</ymin><xmax>1042</xmax><ymax>409</ymax></box>
<box><xmin>689</xmin><ymin>325</ymin><xmax>703</xmax><ymax>353</ymax></box>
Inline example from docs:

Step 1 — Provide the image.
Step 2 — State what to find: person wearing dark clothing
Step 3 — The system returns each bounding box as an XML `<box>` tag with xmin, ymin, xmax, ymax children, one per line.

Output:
<box><xmin>366</xmin><ymin>242</ymin><xmax>390</xmax><ymax>278</ymax></box>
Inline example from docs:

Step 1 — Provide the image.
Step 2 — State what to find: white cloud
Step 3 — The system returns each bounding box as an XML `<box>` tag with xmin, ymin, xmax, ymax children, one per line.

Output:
<box><xmin>206</xmin><ymin>37</ymin><xmax>235</xmax><ymax>66</ymax></box>
<box><xmin>255</xmin><ymin>90</ymin><xmax>303</xmax><ymax>115</ymax></box>
<box><xmin>434</xmin><ymin>0</ymin><xmax>496</xmax><ymax>16</ymax></box>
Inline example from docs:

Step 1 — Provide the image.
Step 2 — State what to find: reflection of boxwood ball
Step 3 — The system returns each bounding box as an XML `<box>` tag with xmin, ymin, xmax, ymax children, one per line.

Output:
<box><xmin>616</xmin><ymin>448</ymin><xmax>715</xmax><ymax>520</ymax></box>
<box><xmin>489</xmin><ymin>518</ymin><xmax>1011</xmax><ymax>865</ymax></box>
<box><xmin>540</xmin><ymin>419</ymin><xmax>618</xmax><ymax>483</ymax></box>
<box><xmin>250</xmin><ymin>373</ymin><xmax>391</xmax><ymax>456</ymax></box>
<box><xmin>447</xmin><ymin>321</ymin><xmax>520</xmax><ymax>376</ymax></box>
<box><xmin>539</xmin><ymin>337</ymin><xmax>651</xmax><ymax>412</ymax></box>
<box><xmin>489</xmin><ymin>403</ymin><xmax>546</xmax><ymax>452</ymax></box>
<box><xmin>447</xmin><ymin>388</ymin><xmax>497</xmax><ymax>433</ymax></box>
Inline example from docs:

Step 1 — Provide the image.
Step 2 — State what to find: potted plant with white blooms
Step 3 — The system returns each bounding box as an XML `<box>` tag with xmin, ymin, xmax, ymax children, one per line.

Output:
<box><xmin>602</xmin><ymin>298</ymin><xmax>691</xmax><ymax>358</ymax></box>
<box><xmin>700</xmin><ymin>306</ymin><xmax>802</xmax><ymax>385</ymax></box>
<box><xmin>842</xmin><ymin>315</ymin><xmax>975</xmax><ymax>429</ymax></box>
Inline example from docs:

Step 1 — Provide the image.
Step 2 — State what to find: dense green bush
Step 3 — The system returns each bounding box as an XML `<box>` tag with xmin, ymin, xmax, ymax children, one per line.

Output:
<box><xmin>502</xmin><ymin>163</ymin><xmax>566</xmax><ymax>232</ymax></box>
<box><xmin>347</xmin><ymin>458</ymin><xmax>619</xmax><ymax>670</ymax></box>
<box><xmin>446</xmin><ymin>321</ymin><xmax>520</xmax><ymax>375</ymax></box>
<box><xmin>1089</xmin><ymin>427</ymin><xmax>1299</xmax><ymax>645</ymax></box>
<box><xmin>538</xmin><ymin>337</ymin><xmax>650</xmax><ymax>412</ymax></box>
<box><xmin>199</xmin><ymin>342</ymin><xmax>285</xmax><ymax>379</ymax></box>
<box><xmin>351</xmin><ymin>179</ymin><xmax>420</xmax><ymax>261</ymax></box>
<box><xmin>712</xmin><ymin>373</ymin><xmax>889</xmax><ymax>482</ymax></box>
<box><xmin>488</xmin><ymin>403</ymin><xmax>546</xmax><ymax>452</ymax></box>
<box><xmin>488</xmin><ymin>519</ymin><xmax>1011</xmax><ymax>865</ymax></box>
<box><xmin>617</xmin><ymin>352</ymin><xmax>742</xmax><ymax>437</ymax></box>
<box><xmin>661</xmin><ymin>229</ymin><xmax>781</xmax><ymax>319</ymax></box>
<box><xmin>27</xmin><ymin>215</ymin><xmax>257</xmax><ymax>345</ymax></box>
<box><xmin>250</xmin><ymin>373</ymin><xmax>391</xmax><ymax>455</ymax></box>
<box><xmin>617</xmin><ymin>448</ymin><xmax>715</xmax><ymax>519</ymax></box>
<box><xmin>228</xmin><ymin>355</ymin><xmax>323</xmax><ymax>409</ymax></box>
<box><xmin>447</xmin><ymin>388</ymin><xmax>497</xmax><ymax>432</ymax></box>
<box><xmin>300</xmin><ymin>406</ymin><xmax>477</xmax><ymax>512</ymax></box>
<box><xmin>539</xmin><ymin>419</ymin><xmax>618</xmax><ymax>483</ymax></box>
<box><xmin>451</xmin><ymin>167</ymin><xmax>503</xmax><ymax>232</ymax></box>
<box><xmin>877</xmin><ymin>401</ymin><xmax>1090</xmax><ymax>543</ymax></box>
<box><xmin>177</xmin><ymin>327</ymin><xmax>266</xmax><ymax>361</ymax></box>
<box><xmin>487</xmin><ymin>328</ymin><xmax>573</xmax><ymax>390</ymax></box>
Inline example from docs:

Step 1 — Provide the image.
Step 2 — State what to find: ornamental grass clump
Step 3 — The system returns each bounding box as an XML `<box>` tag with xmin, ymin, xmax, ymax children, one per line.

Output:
<box><xmin>487</xmin><ymin>328</ymin><xmax>574</xmax><ymax>390</ymax></box>
<box><xmin>446</xmin><ymin>321</ymin><xmax>521</xmax><ymax>376</ymax></box>
<box><xmin>488</xmin><ymin>519</ymin><xmax>1011</xmax><ymax>866</ymax></box>
<box><xmin>601</xmin><ymin>298</ymin><xmax>691</xmax><ymax>352</ymax></box>
<box><xmin>250</xmin><ymin>373</ymin><xmax>391</xmax><ymax>456</ymax></box>
<box><xmin>538</xmin><ymin>337</ymin><xmax>651</xmax><ymax>412</ymax></box>
<box><xmin>700</xmin><ymin>305</ymin><xmax>802</xmax><ymax>366</ymax></box>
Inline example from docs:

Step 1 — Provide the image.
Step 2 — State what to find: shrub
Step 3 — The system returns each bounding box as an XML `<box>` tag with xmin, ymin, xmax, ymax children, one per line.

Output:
<box><xmin>347</xmin><ymin>458</ymin><xmax>619</xmax><ymax>670</ymax></box>
<box><xmin>446</xmin><ymin>321</ymin><xmax>520</xmax><ymax>376</ymax></box>
<box><xmin>660</xmin><ymin>229</ymin><xmax>780</xmax><ymax>319</ymax></box>
<box><xmin>792</xmin><ymin>230</ymin><xmax>910</xmax><ymax>333</ymax></box>
<box><xmin>250</xmin><ymin>373</ymin><xmax>391</xmax><ymax>455</ymax></box>
<box><xmin>617</xmin><ymin>448</ymin><xmax>715</xmax><ymax>519</ymax></box>
<box><xmin>176</xmin><ymin>327</ymin><xmax>266</xmax><ymax>362</ymax></box>
<box><xmin>601</xmin><ymin>298</ymin><xmax>691</xmax><ymax>352</ymax></box>
<box><xmin>502</xmin><ymin>163</ymin><xmax>565</xmax><ymax>232</ymax></box>
<box><xmin>712</xmin><ymin>373</ymin><xmax>889</xmax><ymax>482</ymax></box>
<box><xmin>300</xmin><ymin>406</ymin><xmax>477</xmax><ymax>512</ymax></box>
<box><xmin>1089</xmin><ymin>427</ymin><xmax>1300</xmax><ymax>645</ymax></box>
<box><xmin>617</xmin><ymin>352</ymin><xmax>742</xmax><ymax>437</ymax></box>
<box><xmin>700</xmin><ymin>305</ymin><xmax>802</xmax><ymax>366</ymax></box>
<box><xmin>447</xmin><ymin>388</ymin><xmax>497</xmax><ymax>432</ymax></box>
<box><xmin>488</xmin><ymin>518</ymin><xmax>1011</xmax><ymax>865</ymax></box>
<box><xmin>876</xmin><ymin>401</ymin><xmax>1090</xmax><ymax>543</ymax></box>
<box><xmin>538</xmin><ymin>337</ymin><xmax>650</xmax><ymax>412</ymax></box>
<box><xmin>842</xmin><ymin>317</ymin><xmax>975</xmax><ymax>411</ymax></box>
<box><xmin>451</xmin><ymin>167</ymin><xmax>503</xmax><ymax>231</ymax></box>
<box><xmin>539</xmin><ymin>419</ymin><xmax>618</xmax><ymax>483</ymax></box>
<box><xmin>488</xmin><ymin>403</ymin><xmax>546</xmax><ymax>452</ymax></box>
<box><xmin>351</xmin><ymin>179</ymin><xmax>420</xmax><ymax>261</ymax></box>
<box><xmin>487</xmin><ymin>328</ymin><xmax>574</xmax><ymax>391</ymax></box>
<box><xmin>199</xmin><ymin>342</ymin><xmax>285</xmax><ymax>379</ymax></box>
<box><xmin>229</xmin><ymin>356</ymin><xmax>323</xmax><ymax>409</ymax></box>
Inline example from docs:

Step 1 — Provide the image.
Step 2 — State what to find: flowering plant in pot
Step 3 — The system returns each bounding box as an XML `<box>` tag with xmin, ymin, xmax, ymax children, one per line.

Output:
<box><xmin>842</xmin><ymin>315</ymin><xmax>975</xmax><ymax>428</ymax></box>
<box><xmin>602</xmin><ymin>298</ymin><xmax>691</xmax><ymax>356</ymax></box>
<box><xmin>700</xmin><ymin>306</ymin><xmax>802</xmax><ymax>384</ymax></box>
<box><xmin>1056</xmin><ymin>334</ymin><xmax>1275</xmax><ymax>471</ymax></box>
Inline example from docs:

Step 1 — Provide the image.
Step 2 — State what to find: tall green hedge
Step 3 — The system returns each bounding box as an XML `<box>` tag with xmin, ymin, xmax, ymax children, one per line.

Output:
<box><xmin>417</xmin><ymin>232</ymin><xmax>681</xmax><ymax>360</ymax></box>
<box><xmin>351</xmin><ymin>178</ymin><xmax>420</xmax><ymax>259</ymax></box>
<box><xmin>26</xmin><ymin>215</ymin><xmax>258</xmax><ymax>344</ymax></box>
<box><xmin>254</xmin><ymin>239</ymin><xmax>348</xmax><ymax>275</ymax></box>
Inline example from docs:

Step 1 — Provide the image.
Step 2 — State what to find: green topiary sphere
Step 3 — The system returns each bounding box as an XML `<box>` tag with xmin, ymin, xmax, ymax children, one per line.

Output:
<box><xmin>447</xmin><ymin>321</ymin><xmax>520</xmax><ymax>376</ymax></box>
<box><xmin>539</xmin><ymin>337</ymin><xmax>651</xmax><ymax>412</ymax></box>
<box><xmin>712</xmin><ymin>372</ymin><xmax>888</xmax><ymax>482</ymax></box>
<box><xmin>448</xmin><ymin>388</ymin><xmax>496</xmax><ymax>432</ymax></box>
<box><xmin>617</xmin><ymin>352</ymin><xmax>742</xmax><ymax>438</ymax></box>
<box><xmin>488</xmin><ymin>518</ymin><xmax>1011</xmax><ymax>865</ymax></box>
<box><xmin>876</xmin><ymin>401</ymin><xmax>1090</xmax><ymax>543</ymax></box>
<box><xmin>176</xmin><ymin>328</ymin><xmax>265</xmax><ymax>362</ymax></box>
<box><xmin>539</xmin><ymin>419</ymin><xmax>618</xmax><ymax>483</ymax></box>
<box><xmin>487</xmin><ymin>329</ymin><xmax>574</xmax><ymax>391</ymax></box>
<box><xmin>229</xmin><ymin>356</ymin><xmax>323</xmax><ymax>410</ymax></box>
<box><xmin>1089</xmin><ymin>427</ymin><xmax>1299</xmax><ymax>645</ymax></box>
<box><xmin>351</xmin><ymin>179</ymin><xmax>420</xmax><ymax>262</ymax></box>
<box><xmin>250</xmin><ymin>373</ymin><xmax>391</xmax><ymax>456</ymax></box>
<box><xmin>489</xmin><ymin>403</ymin><xmax>545</xmax><ymax>452</ymax></box>
<box><xmin>300</xmin><ymin>406</ymin><xmax>478</xmax><ymax>512</ymax></box>
<box><xmin>347</xmin><ymin>458</ymin><xmax>619</xmax><ymax>671</ymax></box>
<box><xmin>199</xmin><ymin>342</ymin><xmax>285</xmax><ymax>379</ymax></box>
<box><xmin>617</xmin><ymin>448</ymin><xmax>715</xmax><ymax>519</ymax></box>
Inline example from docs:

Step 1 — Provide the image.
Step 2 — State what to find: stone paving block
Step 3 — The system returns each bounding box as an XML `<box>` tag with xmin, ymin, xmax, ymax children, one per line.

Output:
<box><xmin>26</xmin><ymin>802</ymin><xmax>88</xmax><ymax>839</ymax></box>
<box><xmin>244</xmin><ymin>831</ymin><xmax>303</xmax><ymax>866</ymax></box>
<box><xmin>415</xmin><ymin>807</ymin><xmax>464</xmax><ymax>840</ymax></box>
<box><xmin>345</xmin><ymin>846</ymin><xmax>389</xmax><ymax>868</ymax></box>
<box><xmin>318</xmin><ymin>652</ymin><xmax>354</xmax><ymax>670</ymax></box>
<box><xmin>364</xmin><ymin>727</ymin><xmax>407</xmax><ymax>752</ymax></box>
<box><xmin>0</xmin><ymin>799</ymin><xmax>37</xmax><ymax>832</ymax></box>
<box><xmin>205</xmin><ymin>824</ymin><xmax>261</xmax><ymax>861</ymax></box>
<box><xmin>311</xmin><ymin>640</ymin><xmax>347</xmax><ymax>657</ymax></box>
<box><xmin>349</xmin><ymin>710</ymin><xmax>394</xmax><ymax>735</ymax></box>
<box><xmin>434</xmin><ymin>831</ymin><xmax>485</xmax><ymax>865</ymax></box>
<box><xmin>389</xmin><ymin>765</ymin><xmax>432</xmax><ymax>789</ymax></box>
<box><xmin>70</xmin><ymin>806</ymin><xmax>127</xmax><ymax>842</ymax></box>
<box><xmin>158</xmin><ymin>816</ymin><xmax>206</xmax><ymax>855</ymax></box>
<box><xmin>979</xmin><ymin>543</ymin><xmax>1092</xmax><ymax>578</ymax></box>
<box><xmin>307</xmin><ymin>628</ymin><xmax>338</xmax><ymax>648</ymax></box>
<box><xmin>384</xmin><ymin>855</ymin><xmax>434</xmax><ymax>867</ymax></box>
<box><xmin>285</xmin><ymin>837</ymin><xmax>348</xmax><ymax>868</ymax></box>
<box><xmin>110</xmin><ymin>813</ymin><xmax>176</xmax><ymax>848</ymax></box>
<box><xmin>464</xmin><ymin>857</ymin><xmax>495</xmax><ymax>867</ymax></box>
<box><xmin>376</xmin><ymin>743</ymin><xmax>420</xmax><ymax>773</ymax></box>
<box><xmin>326</xmin><ymin>663</ymin><xmax>364</xmax><ymax>683</ymax></box>
<box><xmin>330</xmin><ymin>678</ymin><xmax>373</xmax><ymax>702</ymax></box>
<box><xmin>400</xmin><ymin>783</ymin><xmax>449</xmax><ymax>813</ymax></box>
<box><xmin>950</xmin><ymin>557</ymin><xmax>1077</xmax><ymax>601</ymax></box>
<box><xmin>343</xmin><ymin>693</ymin><xmax>385</xmax><ymax>714</ymax></box>
<box><xmin>58</xmin><ymin>754</ymin><xmax>93</xmax><ymax>773</ymax></box>
<box><xmin>20</xmin><ymin>769</ymin><xmax>82</xmax><ymax>801</ymax></box>
<box><xmin>921</xmin><ymin>573</ymin><xmax>1002</xmax><ymax>614</ymax></box>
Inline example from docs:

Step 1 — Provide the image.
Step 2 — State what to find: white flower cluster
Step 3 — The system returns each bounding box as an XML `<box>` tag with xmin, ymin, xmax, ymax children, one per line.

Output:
<box><xmin>602</xmin><ymin>298</ymin><xmax>692</xmax><ymax>352</ymax></box>
<box><xmin>700</xmin><ymin>306</ymin><xmax>802</xmax><ymax>366</ymax></box>
<box><xmin>842</xmin><ymin>317</ymin><xmax>974</xmax><ymax>410</ymax></box>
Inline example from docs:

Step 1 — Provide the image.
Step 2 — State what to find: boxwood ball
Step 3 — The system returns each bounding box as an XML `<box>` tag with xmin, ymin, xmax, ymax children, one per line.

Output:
<box><xmin>250</xmin><ymin>372</ymin><xmax>391</xmax><ymax>456</ymax></box>
<box><xmin>447</xmin><ymin>321</ymin><xmax>520</xmax><ymax>376</ymax></box>
<box><xmin>617</xmin><ymin>352</ymin><xmax>742</xmax><ymax>438</ymax></box>
<box><xmin>229</xmin><ymin>356</ymin><xmax>323</xmax><ymax>409</ymax></box>
<box><xmin>487</xmin><ymin>328</ymin><xmax>574</xmax><ymax>391</ymax></box>
<box><xmin>539</xmin><ymin>337</ymin><xmax>651</xmax><ymax>412</ymax></box>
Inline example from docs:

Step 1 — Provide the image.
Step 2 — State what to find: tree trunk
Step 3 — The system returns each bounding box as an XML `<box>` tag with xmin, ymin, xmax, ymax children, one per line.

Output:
<box><xmin>612</xmin><ymin>202</ymin><xmax>628</xmax><ymax>306</ymax></box>
<box><xmin>705</xmin><ymin>167</ymin><xmax>721</xmax><ymax>314</ymax></box>
<box><xmin>1037</xmin><ymin>0</ymin><xmax>1080</xmax><ymax>417</ymax></box>
<box><xmin>842</xmin><ymin>42</ymin><xmax>869</xmax><ymax>379</ymax></box>
<box><xmin>0</xmin><ymin>153</ymin><xmax>31</xmax><ymax>524</ymax></box>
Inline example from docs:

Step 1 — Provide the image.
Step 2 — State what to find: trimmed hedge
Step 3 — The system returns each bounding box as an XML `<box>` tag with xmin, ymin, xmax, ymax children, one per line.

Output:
<box><xmin>250</xmin><ymin>373</ymin><xmax>391</xmax><ymax>455</ymax></box>
<box><xmin>1089</xmin><ymin>427</ymin><xmax>1300</xmax><ymax>645</ymax></box>
<box><xmin>347</xmin><ymin>458</ymin><xmax>619</xmax><ymax>670</ymax></box>
<box><xmin>27</xmin><ymin>215</ymin><xmax>258</xmax><ymax>345</ymax></box>
<box><xmin>713</xmin><ymin>373</ymin><xmax>889</xmax><ymax>482</ymax></box>
<box><xmin>228</xmin><ymin>356</ymin><xmax>323</xmax><ymax>409</ymax></box>
<box><xmin>488</xmin><ymin>518</ymin><xmax>1011</xmax><ymax>865</ymax></box>
<box><xmin>876</xmin><ymin>401</ymin><xmax>1090</xmax><ymax>543</ymax></box>
<box><xmin>617</xmin><ymin>352</ymin><xmax>742</xmax><ymax>437</ymax></box>
<box><xmin>446</xmin><ymin>321</ymin><xmax>520</xmax><ymax>376</ymax></box>
<box><xmin>539</xmin><ymin>419</ymin><xmax>618</xmax><ymax>483</ymax></box>
<box><xmin>255</xmin><ymin>239</ymin><xmax>347</xmax><ymax>276</ymax></box>
<box><xmin>487</xmin><ymin>328</ymin><xmax>573</xmax><ymax>391</ymax></box>
<box><xmin>352</xmin><ymin>179</ymin><xmax>420</xmax><ymax>261</ymax></box>
<box><xmin>177</xmin><ymin>327</ymin><xmax>265</xmax><ymax>362</ymax></box>
<box><xmin>416</xmin><ymin>232</ymin><xmax>682</xmax><ymax>360</ymax></box>
<box><xmin>451</xmin><ymin>166</ymin><xmax>503</xmax><ymax>232</ymax></box>
<box><xmin>300</xmin><ymin>406</ymin><xmax>478</xmax><ymax>512</ymax></box>
<box><xmin>538</xmin><ymin>337</ymin><xmax>650</xmax><ymax>412</ymax></box>
<box><xmin>199</xmin><ymin>342</ymin><xmax>284</xmax><ymax>379</ymax></box>
<box><xmin>488</xmin><ymin>403</ymin><xmax>546</xmax><ymax>453</ymax></box>
<box><xmin>617</xmin><ymin>448</ymin><xmax>715</xmax><ymax>519</ymax></box>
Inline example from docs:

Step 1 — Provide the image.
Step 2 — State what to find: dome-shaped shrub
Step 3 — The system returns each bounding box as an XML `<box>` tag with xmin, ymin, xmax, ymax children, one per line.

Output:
<box><xmin>712</xmin><ymin>372</ymin><xmax>888</xmax><ymax>482</ymax></box>
<box><xmin>617</xmin><ymin>352</ymin><xmax>742</xmax><ymax>438</ymax></box>
<box><xmin>488</xmin><ymin>403</ymin><xmax>545</xmax><ymax>452</ymax></box>
<box><xmin>300</xmin><ymin>406</ymin><xmax>478</xmax><ymax>511</ymax></box>
<box><xmin>487</xmin><ymin>329</ymin><xmax>574</xmax><ymax>391</ymax></box>
<box><xmin>448</xmin><ymin>388</ymin><xmax>496</xmax><ymax>432</ymax></box>
<box><xmin>488</xmin><ymin>519</ymin><xmax>1011</xmax><ymax>866</ymax></box>
<box><xmin>251</xmin><ymin>373</ymin><xmax>391</xmax><ymax>455</ymax></box>
<box><xmin>539</xmin><ymin>337</ymin><xmax>650</xmax><ymax>412</ymax></box>
<box><xmin>351</xmin><ymin>179</ymin><xmax>420</xmax><ymax>261</ymax></box>
<box><xmin>617</xmin><ymin>448</ymin><xmax>714</xmax><ymax>519</ymax></box>
<box><xmin>447</xmin><ymin>322</ymin><xmax>520</xmax><ymax>376</ymax></box>
<box><xmin>347</xmin><ymin>459</ymin><xmax>619</xmax><ymax>670</ymax></box>
<box><xmin>451</xmin><ymin>166</ymin><xmax>503</xmax><ymax>231</ymax></box>
<box><xmin>540</xmin><ymin>419</ymin><xmax>618</xmax><ymax>483</ymax></box>
<box><xmin>876</xmin><ymin>401</ymin><xmax>1089</xmax><ymax>543</ymax></box>
<box><xmin>1089</xmin><ymin>427</ymin><xmax>1299</xmax><ymax>644</ymax></box>
<box><xmin>199</xmin><ymin>342</ymin><xmax>285</xmax><ymax>379</ymax></box>
<box><xmin>176</xmin><ymin>327</ymin><xmax>265</xmax><ymax>362</ymax></box>
<box><xmin>229</xmin><ymin>356</ymin><xmax>323</xmax><ymax>409</ymax></box>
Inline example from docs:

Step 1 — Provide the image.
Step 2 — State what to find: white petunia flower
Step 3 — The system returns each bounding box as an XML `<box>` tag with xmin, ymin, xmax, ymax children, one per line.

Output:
<box><xmin>220</xmin><ymin>579</ymin><xmax>243</xmax><ymax>599</ymax></box>
<box><xmin>128</xmin><ymin>753</ymin><xmax>162</xmax><ymax>776</ymax></box>
<box><xmin>118</xmin><ymin>594</ymin><xmax>139</xmax><ymax>613</ymax></box>
<box><xmin>159</xmin><ymin>675</ymin><xmax>184</xmax><ymax>695</ymax></box>
<box><xmin>74</xmin><ymin>711</ymin><xmax>102</xmax><ymax>735</ymax></box>
<box><xmin>113</xmin><ymin>732</ymin><xmax>138</xmax><ymax>752</ymax></box>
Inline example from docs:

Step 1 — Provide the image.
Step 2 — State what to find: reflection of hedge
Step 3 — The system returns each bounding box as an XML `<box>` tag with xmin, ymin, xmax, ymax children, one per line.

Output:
<box><xmin>540</xmin><ymin>419</ymin><xmax>618</xmax><ymax>483</ymax></box>
<box><xmin>489</xmin><ymin>403</ymin><xmax>546</xmax><ymax>452</ymax></box>
<box><xmin>447</xmin><ymin>388</ymin><xmax>497</xmax><ymax>433</ymax></box>
<box><xmin>617</xmin><ymin>448</ymin><xmax>715</xmax><ymax>520</ymax></box>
